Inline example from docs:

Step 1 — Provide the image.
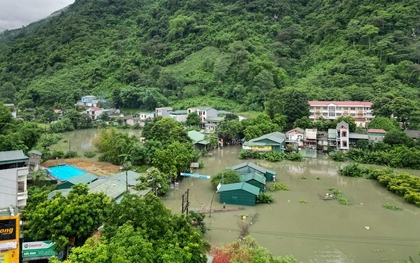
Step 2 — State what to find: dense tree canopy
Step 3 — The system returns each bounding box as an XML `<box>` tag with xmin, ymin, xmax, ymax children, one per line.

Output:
<box><xmin>0</xmin><ymin>0</ymin><xmax>419</xmax><ymax>116</ymax></box>
<box><xmin>23</xmin><ymin>184</ymin><xmax>111</xmax><ymax>251</ymax></box>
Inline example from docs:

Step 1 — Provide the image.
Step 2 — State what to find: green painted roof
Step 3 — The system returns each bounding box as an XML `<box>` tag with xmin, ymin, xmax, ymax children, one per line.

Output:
<box><xmin>336</xmin><ymin>121</ymin><xmax>349</xmax><ymax>130</ymax></box>
<box><xmin>110</xmin><ymin>170</ymin><xmax>145</xmax><ymax>186</ymax></box>
<box><xmin>188</xmin><ymin>130</ymin><xmax>206</xmax><ymax>144</ymax></box>
<box><xmin>246</xmin><ymin>132</ymin><xmax>285</xmax><ymax>145</ymax></box>
<box><xmin>0</xmin><ymin>150</ymin><xmax>28</xmax><ymax>165</ymax></box>
<box><xmin>170</xmin><ymin>110</ymin><xmax>188</xmax><ymax>115</ymax></box>
<box><xmin>218</xmin><ymin>182</ymin><xmax>260</xmax><ymax>196</ymax></box>
<box><xmin>230</xmin><ymin>161</ymin><xmax>275</xmax><ymax>175</ymax></box>
<box><xmin>242</xmin><ymin>173</ymin><xmax>266</xmax><ymax>185</ymax></box>
<box><xmin>66</xmin><ymin>173</ymin><xmax>98</xmax><ymax>185</ymax></box>
<box><xmin>28</xmin><ymin>150</ymin><xmax>43</xmax><ymax>156</ymax></box>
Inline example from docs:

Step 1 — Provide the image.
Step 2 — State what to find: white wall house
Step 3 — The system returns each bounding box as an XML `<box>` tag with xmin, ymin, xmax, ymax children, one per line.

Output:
<box><xmin>169</xmin><ymin>110</ymin><xmax>188</xmax><ymax>122</ymax></box>
<box><xmin>309</xmin><ymin>101</ymin><xmax>373</xmax><ymax>127</ymax></box>
<box><xmin>86</xmin><ymin>107</ymin><xmax>103</xmax><ymax>120</ymax></box>
<box><xmin>187</xmin><ymin>107</ymin><xmax>218</xmax><ymax>124</ymax></box>
<box><xmin>0</xmin><ymin>150</ymin><xmax>29</xmax><ymax>208</ymax></box>
<box><xmin>286</xmin><ymin>128</ymin><xmax>304</xmax><ymax>147</ymax></box>
<box><xmin>336</xmin><ymin>121</ymin><xmax>350</xmax><ymax>150</ymax></box>
<box><xmin>155</xmin><ymin>107</ymin><xmax>173</xmax><ymax>117</ymax></box>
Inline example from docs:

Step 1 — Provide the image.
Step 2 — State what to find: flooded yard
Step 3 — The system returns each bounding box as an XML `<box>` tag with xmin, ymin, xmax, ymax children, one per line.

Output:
<box><xmin>163</xmin><ymin>146</ymin><xmax>420</xmax><ymax>263</ymax></box>
<box><xmin>51</xmin><ymin>130</ymin><xmax>420</xmax><ymax>262</ymax></box>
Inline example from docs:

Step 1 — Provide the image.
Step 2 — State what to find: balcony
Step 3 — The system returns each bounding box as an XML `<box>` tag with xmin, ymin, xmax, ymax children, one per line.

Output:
<box><xmin>17</xmin><ymin>191</ymin><xmax>28</xmax><ymax>200</ymax></box>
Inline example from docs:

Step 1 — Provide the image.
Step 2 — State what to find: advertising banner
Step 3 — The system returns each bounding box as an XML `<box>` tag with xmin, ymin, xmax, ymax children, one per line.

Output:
<box><xmin>22</xmin><ymin>241</ymin><xmax>57</xmax><ymax>259</ymax></box>
<box><xmin>0</xmin><ymin>215</ymin><xmax>20</xmax><ymax>263</ymax></box>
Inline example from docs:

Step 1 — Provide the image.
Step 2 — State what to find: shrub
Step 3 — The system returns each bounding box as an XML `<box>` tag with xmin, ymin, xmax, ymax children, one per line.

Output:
<box><xmin>64</xmin><ymin>151</ymin><xmax>78</xmax><ymax>158</ymax></box>
<box><xmin>329</xmin><ymin>151</ymin><xmax>346</xmax><ymax>162</ymax></box>
<box><xmin>257</xmin><ymin>193</ymin><xmax>273</xmax><ymax>204</ymax></box>
<box><xmin>338</xmin><ymin>163</ymin><xmax>366</xmax><ymax>177</ymax></box>
<box><xmin>51</xmin><ymin>150</ymin><xmax>65</xmax><ymax>159</ymax></box>
<box><xmin>265</xmin><ymin>151</ymin><xmax>284</xmax><ymax>162</ymax></box>
<box><xmin>210</xmin><ymin>170</ymin><xmax>241</xmax><ymax>189</ymax></box>
<box><xmin>285</xmin><ymin>152</ymin><xmax>303</xmax><ymax>161</ymax></box>
<box><xmin>84</xmin><ymin>151</ymin><xmax>96</xmax><ymax>158</ymax></box>
<box><xmin>269</xmin><ymin>182</ymin><xmax>288</xmax><ymax>191</ymax></box>
<box><xmin>299</xmin><ymin>199</ymin><xmax>307</xmax><ymax>204</ymax></box>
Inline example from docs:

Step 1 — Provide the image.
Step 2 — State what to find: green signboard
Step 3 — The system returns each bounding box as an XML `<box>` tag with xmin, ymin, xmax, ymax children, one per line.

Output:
<box><xmin>22</xmin><ymin>241</ymin><xmax>57</xmax><ymax>259</ymax></box>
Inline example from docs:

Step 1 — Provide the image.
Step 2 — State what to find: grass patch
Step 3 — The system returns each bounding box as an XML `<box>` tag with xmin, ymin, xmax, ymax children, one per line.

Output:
<box><xmin>329</xmin><ymin>187</ymin><xmax>351</xmax><ymax>205</ymax></box>
<box><xmin>382</xmin><ymin>204</ymin><xmax>402</xmax><ymax>211</ymax></box>
<box><xmin>269</xmin><ymin>182</ymin><xmax>288</xmax><ymax>191</ymax></box>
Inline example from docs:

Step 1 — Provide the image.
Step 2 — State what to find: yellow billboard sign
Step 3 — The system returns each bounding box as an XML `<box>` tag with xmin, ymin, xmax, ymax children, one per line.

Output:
<box><xmin>0</xmin><ymin>214</ymin><xmax>20</xmax><ymax>263</ymax></box>
<box><xmin>251</xmin><ymin>146</ymin><xmax>272</xmax><ymax>152</ymax></box>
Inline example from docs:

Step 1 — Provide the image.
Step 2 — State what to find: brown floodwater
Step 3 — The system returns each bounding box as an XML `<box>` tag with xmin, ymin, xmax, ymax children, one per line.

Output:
<box><xmin>54</xmin><ymin>130</ymin><xmax>420</xmax><ymax>262</ymax></box>
<box><xmin>164</xmin><ymin>146</ymin><xmax>420</xmax><ymax>263</ymax></box>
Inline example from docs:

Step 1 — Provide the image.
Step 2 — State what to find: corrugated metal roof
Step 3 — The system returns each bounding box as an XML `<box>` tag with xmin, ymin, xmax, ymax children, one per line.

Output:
<box><xmin>188</xmin><ymin>130</ymin><xmax>209</xmax><ymax>145</ymax></box>
<box><xmin>405</xmin><ymin>130</ymin><xmax>420</xmax><ymax>139</ymax></box>
<box><xmin>286</xmin><ymin>127</ymin><xmax>304</xmax><ymax>135</ymax></box>
<box><xmin>28</xmin><ymin>150</ymin><xmax>42</xmax><ymax>156</ymax></box>
<box><xmin>66</xmin><ymin>173</ymin><xmax>98</xmax><ymax>185</ymax></box>
<box><xmin>218</xmin><ymin>182</ymin><xmax>260</xmax><ymax>196</ymax></box>
<box><xmin>110</xmin><ymin>170</ymin><xmax>145</xmax><ymax>186</ymax></box>
<box><xmin>248</xmin><ymin>132</ymin><xmax>285</xmax><ymax>144</ymax></box>
<box><xmin>206</xmin><ymin>117</ymin><xmax>225</xmax><ymax>122</ymax></box>
<box><xmin>0</xmin><ymin>150</ymin><xmax>28</xmax><ymax>165</ymax></box>
<box><xmin>349</xmin><ymin>133</ymin><xmax>369</xmax><ymax>140</ymax></box>
<box><xmin>368</xmin><ymin>129</ymin><xmax>387</xmax><ymax>134</ymax></box>
<box><xmin>230</xmin><ymin>162</ymin><xmax>267</xmax><ymax>174</ymax></box>
<box><xmin>242</xmin><ymin>172</ymin><xmax>266</xmax><ymax>184</ymax></box>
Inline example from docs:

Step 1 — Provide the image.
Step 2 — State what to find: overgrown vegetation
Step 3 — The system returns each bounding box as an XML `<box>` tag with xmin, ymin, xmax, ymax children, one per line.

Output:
<box><xmin>239</xmin><ymin>150</ymin><xmax>303</xmax><ymax>162</ymax></box>
<box><xmin>382</xmin><ymin>203</ymin><xmax>402</xmax><ymax>211</ymax></box>
<box><xmin>257</xmin><ymin>193</ymin><xmax>273</xmax><ymax>204</ymax></box>
<box><xmin>338</xmin><ymin>164</ymin><xmax>420</xmax><ymax>207</ymax></box>
<box><xmin>269</xmin><ymin>182</ymin><xmax>288</xmax><ymax>191</ymax></box>
<box><xmin>210</xmin><ymin>170</ymin><xmax>241</xmax><ymax>189</ymax></box>
<box><xmin>328</xmin><ymin>187</ymin><xmax>351</xmax><ymax>205</ymax></box>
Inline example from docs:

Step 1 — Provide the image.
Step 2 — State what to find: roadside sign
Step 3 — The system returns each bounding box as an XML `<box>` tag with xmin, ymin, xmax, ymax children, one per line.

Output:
<box><xmin>22</xmin><ymin>241</ymin><xmax>57</xmax><ymax>259</ymax></box>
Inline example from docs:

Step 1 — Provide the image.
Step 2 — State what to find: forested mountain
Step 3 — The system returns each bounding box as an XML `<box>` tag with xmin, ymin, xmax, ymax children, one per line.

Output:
<box><xmin>0</xmin><ymin>0</ymin><xmax>419</xmax><ymax>112</ymax></box>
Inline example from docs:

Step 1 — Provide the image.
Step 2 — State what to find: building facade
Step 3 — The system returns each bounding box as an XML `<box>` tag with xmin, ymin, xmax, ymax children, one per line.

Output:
<box><xmin>155</xmin><ymin>107</ymin><xmax>173</xmax><ymax>117</ymax></box>
<box><xmin>309</xmin><ymin>101</ymin><xmax>373</xmax><ymax>126</ymax></box>
<box><xmin>0</xmin><ymin>150</ymin><xmax>29</xmax><ymax>208</ymax></box>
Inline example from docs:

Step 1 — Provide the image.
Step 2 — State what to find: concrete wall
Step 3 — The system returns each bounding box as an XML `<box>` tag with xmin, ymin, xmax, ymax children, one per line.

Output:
<box><xmin>0</xmin><ymin>169</ymin><xmax>18</xmax><ymax>208</ymax></box>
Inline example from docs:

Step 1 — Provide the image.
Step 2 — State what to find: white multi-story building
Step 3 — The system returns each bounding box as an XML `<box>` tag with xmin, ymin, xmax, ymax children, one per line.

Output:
<box><xmin>308</xmin><ymin>101</ymin><xmax>373</xmax><ymax>127</ymax></box>
<box><xmin>155</xmin><ymin>107</ymin><xmax>173</xmax><ymax>117</ymax></box>
<box><xmin>187</xmin><ymin>107</ymin><xmax>218</xmax><ymax>124</ymax></box>
<box><xmin>0</xmin><ymin>150</ymin><xmax>29</xmax><ymax>208</ymax></box>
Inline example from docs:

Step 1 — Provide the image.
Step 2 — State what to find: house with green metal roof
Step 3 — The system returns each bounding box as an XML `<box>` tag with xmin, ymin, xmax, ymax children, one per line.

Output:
<box><xmin>187</xmin><ymin>106</ymin><xmax>218</xmax><ymax>128</ymax></box>
<box><xmin>243</xmin><ymin>132</ymin><xmax>285</xmax><ymax>153</ymax></box>
<box><xmin>205</xmin><ymin>116</ymin><xmax>225</xmax><ymax>132</ymax></box>
<box><xmin>49</xmin><ymin>179</ymin><xmax>152</xmax><ymax>203</ymax></box>
<box><xmin>217</xmin><ymin>182</ymin><xmax>260</xmax><ymax>206</ymax></box>
<box><xmin>56</xmin><ymin>173</ymin><xmax>98</xmax><ymax>190</ymax></box>
<box><xmin>110</xmin><ymin>170</ymin><xmax>145</xmax><ymax>188</ymax></box>
<box><xmin>187</xmin><ymin>130</ymin><xmax>209</xmax><ymax>149</ymax></box>
<box><xmin>229</xmin><ymin>161</ymin><xmax>276</xmax><ymax>182</ymax></box>
<box><xmin>242</xmin><ymin>172</ymin><xmax>266</xmax><ymax>192</ymax></box>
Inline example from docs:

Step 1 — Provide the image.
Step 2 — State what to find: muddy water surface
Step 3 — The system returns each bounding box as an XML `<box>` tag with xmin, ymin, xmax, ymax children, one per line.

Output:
<box><xmin>53</xmin><ymin>130</ymin><xmax>420</xmax><ymax>262</ymax></box>
<box><xmin>163</xmin><ymin>146</ymin><xmax>420</xmax><ymax>263</ymax></box>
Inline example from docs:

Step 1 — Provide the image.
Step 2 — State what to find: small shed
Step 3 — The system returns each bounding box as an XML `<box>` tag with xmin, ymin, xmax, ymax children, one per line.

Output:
<box><xmin>230</xmin><ymin>161</ymin><xmax>277</xmax><ymax>182</ymax></box>
<box><xmin>242</xmin><ymin>172</ymin><xmax>266</xmax><ymax>192</ymax></box>
<box><xmin>56</xmin><ymin>173</ymin><xmax>98</xmax><ymax>190</ymax></box>
<box><xmin>218</xmin><ymin>182</ymin><xmax>260</xmax><ymax>206</ymax></box>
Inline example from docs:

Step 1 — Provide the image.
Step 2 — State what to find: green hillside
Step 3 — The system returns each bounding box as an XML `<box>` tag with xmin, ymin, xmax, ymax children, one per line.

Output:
<box><xmin>0</xmin><ymin>0</ymin><xmax>419</xmax><ymax>112</ymax></box>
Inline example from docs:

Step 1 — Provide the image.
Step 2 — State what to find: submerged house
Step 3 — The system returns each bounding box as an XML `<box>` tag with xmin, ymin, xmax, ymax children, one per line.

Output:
<box><xmin>229</xmin><ymin>161</ymin><xmax>276</xmax><ymax>182</ymax></box>
<box><xmin>286</xmin><ymin>128</ymin><xmax>304</xmax><ymax>148</ymax></box>
<box><xmin>241</xmin><ymin>172</ymin><xmax>266</xmax><ymax>192</ymax></box>
<box><xmin>243</xmin><ymin>132</ymin><xmax>285</xmax><ymax>153</ymax></box>
<box><xmin>218</xmin><ymin>182</ymin><xmax>260</xmax><ymax>206</ymax></box>
<box><xmin>187</xmin><ymin>130</ymin><xmax>209</xmax><ymax>150</ymax></box>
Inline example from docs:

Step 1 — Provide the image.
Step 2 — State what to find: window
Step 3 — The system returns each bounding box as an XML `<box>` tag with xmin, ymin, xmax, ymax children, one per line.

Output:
<box><xmin>336</xmin><ymin>113</ymin><xmax>341</xmax><ymax>116</ymax></box>
<box><xmin>336</xmin><ymin>107</ymin><xmax>341</xmax><ymax>110</ymax></box>
<box><xmin>351</xmin><ymin>113</ymin><xmax>356</xmax><ymax>116</ymax></box>
<box><xmin>343</xmin><ymin>107</ymin><xmax>348</xmax><ymax>110</ymax></box>
<box><xmin>316</xmin><ymin>106</ymin><xmax>321</xmax><ymax>110</ymax></box>
<box><xmin>343</xmin><ymin>141</ymin><xmax>347</xmax><ymax>147</ymax></box>
<box><xmin>350</xmin><ymin>107</ymin><xmax>355</xmax><ymax>110</ymax></box>
<box><xmin>358</xmin><ymin>107</ymin><xmax>363</xmax><ymax>110</ymax></box>
<box><xmin>18</xmin><ymin>181</ymin><xmax>25</xmax><ymax>193</ymax></box>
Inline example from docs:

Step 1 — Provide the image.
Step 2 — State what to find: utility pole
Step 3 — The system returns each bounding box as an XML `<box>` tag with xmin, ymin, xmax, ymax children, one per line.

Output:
<box><xmin>181</xmin><ymin>189</ymin><xmax>189</xmax><ymax>215</ymax></box>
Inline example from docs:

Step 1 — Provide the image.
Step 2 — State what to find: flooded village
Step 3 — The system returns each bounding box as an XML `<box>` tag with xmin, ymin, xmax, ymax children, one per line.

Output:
<box><xmin>50</xmin><ymin>128</ymin><xmax>420</xmax><ymax>263</ymax></box>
